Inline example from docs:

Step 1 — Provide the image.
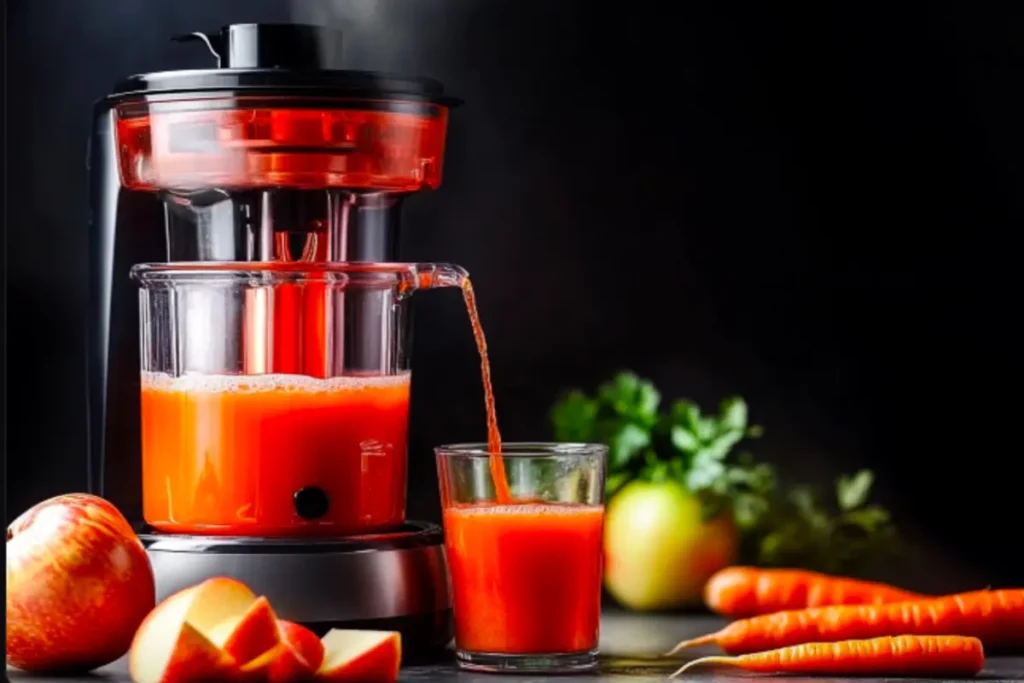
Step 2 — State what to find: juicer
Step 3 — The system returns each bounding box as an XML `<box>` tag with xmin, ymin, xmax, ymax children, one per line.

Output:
<box><xmin>86</xmin><ymin>22</ymin><xmax>460</xmax><ymax>658</ymax></box>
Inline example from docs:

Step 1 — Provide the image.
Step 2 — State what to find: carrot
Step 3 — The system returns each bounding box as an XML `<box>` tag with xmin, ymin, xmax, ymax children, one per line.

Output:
<box><xmin>704</xmin><ymin>566</ymin><xmax>924</xmax><ymax>617</ymax></box>
<box><xmin>669</xmin><ymin>635</ymin><xmax>984</xmax><ymax>678</ymax></box>
<box><xmin>668</xmin><ymin>589</ymin><xmax>1024</xmax><ymax>656</ymax></box>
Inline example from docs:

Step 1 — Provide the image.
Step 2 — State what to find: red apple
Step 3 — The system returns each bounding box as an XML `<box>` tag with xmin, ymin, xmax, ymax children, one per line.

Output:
<box><xmin>317</xmin><ymin>629</ymin><xmax>402</xmax><ymax>682</ymax></box>
<box><xmin>129</xmin><ymin>577</ymin><xmax>260</xmax><ymax>683</ymax></box>
<box><xmin>6</xmin><ymin>493</ymin><xmax>156</xmax><ymax>672</ymax></box>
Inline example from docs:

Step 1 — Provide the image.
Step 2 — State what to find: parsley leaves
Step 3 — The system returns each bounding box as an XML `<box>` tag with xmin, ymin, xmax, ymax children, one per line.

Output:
<box><xmin>550</xmin><ymin>371</ymin><xmax>901</xmax><ymax>573</ymax></box>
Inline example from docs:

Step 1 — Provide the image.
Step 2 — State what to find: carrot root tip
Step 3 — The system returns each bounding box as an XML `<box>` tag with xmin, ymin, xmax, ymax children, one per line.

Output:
<box><xmin>664</xmin><ymin>634</ymin><xmax>717</xmax><ymax>657</ymax></box>
<box><xmin>670</xmin><ymin>656</ymin><xmax>732</xmax><ymax>678</ymax></box>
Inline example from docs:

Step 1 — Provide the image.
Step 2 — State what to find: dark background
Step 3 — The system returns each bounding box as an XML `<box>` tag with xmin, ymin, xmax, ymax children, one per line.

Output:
<box><xmin>6</xmin><ymin>1</ymin><xmax>1022</xmax><ymax>589</ymax></box>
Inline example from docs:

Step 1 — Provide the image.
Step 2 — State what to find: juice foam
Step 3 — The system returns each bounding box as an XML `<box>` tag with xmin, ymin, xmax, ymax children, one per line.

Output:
<box><xmin>446</xmin><ymin>503</ymin><xmax>605</xmax><ymax>517</ymax></box>
<box><xmin>140</xmin><ymin>370</ymin><xmax>411</xmax><ymax>394</ymax></box>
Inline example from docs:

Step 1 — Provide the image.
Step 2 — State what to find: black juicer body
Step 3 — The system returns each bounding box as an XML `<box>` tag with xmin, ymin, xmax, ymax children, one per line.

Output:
<box><xmin>86</xmin><ymin>23</ymin><xmax>458</xmax><ymax>658</ymax></box>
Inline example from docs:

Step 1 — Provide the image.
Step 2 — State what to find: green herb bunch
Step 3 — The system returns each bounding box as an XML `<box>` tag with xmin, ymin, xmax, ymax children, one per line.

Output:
<box><xmin>550</xmin><ymin>371</ymin><xmax>901</xmax><ymax>573</ymax></box>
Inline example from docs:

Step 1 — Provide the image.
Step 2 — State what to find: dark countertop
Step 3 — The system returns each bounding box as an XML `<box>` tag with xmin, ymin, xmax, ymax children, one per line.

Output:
<box><xmin>9</xmin><ymin>612</ymin><xmax>1024</xmax><ymax>682</ymax></box>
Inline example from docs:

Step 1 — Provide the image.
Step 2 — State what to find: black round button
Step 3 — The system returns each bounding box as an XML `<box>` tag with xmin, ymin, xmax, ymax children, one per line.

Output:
<box><xmin>293</xmin><ymin>487</ymin><xmax>330</xmax><ymax>521</ymax></box>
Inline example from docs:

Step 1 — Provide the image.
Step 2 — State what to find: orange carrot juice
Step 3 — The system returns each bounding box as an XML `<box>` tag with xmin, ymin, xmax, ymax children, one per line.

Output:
<box><xmin>443</xmin><ymin>503</ymin><xmax>604</xmax><ymax>654</ymax></box>
<box><xmin>140</xmin><ymin>371</ymin><xmax>410</xmax><ymax>536</ymax></box>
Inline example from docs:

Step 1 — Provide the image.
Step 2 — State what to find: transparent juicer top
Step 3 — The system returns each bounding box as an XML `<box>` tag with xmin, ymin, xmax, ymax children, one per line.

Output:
<box><xmin>121</xmin><ymin>89</ymin><xmax>462</xmax><ymax>537</ymax></box>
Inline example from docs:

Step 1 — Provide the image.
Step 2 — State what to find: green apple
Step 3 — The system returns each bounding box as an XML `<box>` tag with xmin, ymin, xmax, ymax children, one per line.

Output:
<box><xmin>603</xmin><ymin>479</ymin><xmax>737</xmax><ymax>611</ymax></box>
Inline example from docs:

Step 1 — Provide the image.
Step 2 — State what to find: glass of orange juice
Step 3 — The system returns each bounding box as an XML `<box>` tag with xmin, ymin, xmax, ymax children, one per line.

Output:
<box><xmin>435</xmin><ymin>442</ymin><xmax>607</xmax><ymax>673</ymax></box>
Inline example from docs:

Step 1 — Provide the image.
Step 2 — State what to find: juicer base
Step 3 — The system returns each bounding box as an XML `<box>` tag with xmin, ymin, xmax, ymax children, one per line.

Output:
<box><xmin>138</xmin><ymin>521</ymin><xmax>453</xmax><ymax>662</ymax></box>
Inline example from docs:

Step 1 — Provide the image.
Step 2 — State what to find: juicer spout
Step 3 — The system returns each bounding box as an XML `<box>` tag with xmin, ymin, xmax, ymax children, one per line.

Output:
<box><xmin>414</xmin><ymin>263</ymin><xmax>469</xmax><ymax>291</ymax></box>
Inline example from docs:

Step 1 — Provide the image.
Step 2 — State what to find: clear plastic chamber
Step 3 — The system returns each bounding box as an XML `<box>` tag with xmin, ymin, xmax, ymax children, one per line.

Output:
<box><xmin>133</xmin><ymin>262</ymin><xmax>465</xmax><ymax>537</ymax></box>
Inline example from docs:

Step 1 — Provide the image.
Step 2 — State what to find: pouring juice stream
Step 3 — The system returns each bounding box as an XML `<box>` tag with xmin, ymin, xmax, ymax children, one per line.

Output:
<box><xmin>461</xmin><ymin>279</ymin><xmax>512</xmax><ymax>504</ymax></box>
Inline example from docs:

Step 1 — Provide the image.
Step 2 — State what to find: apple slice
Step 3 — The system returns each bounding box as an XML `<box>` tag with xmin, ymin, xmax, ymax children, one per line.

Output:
<box><xmin>179</xmin><ymin>577</ymin><xmax>262</xmax><ymax>634</ymax></box>
<box><xmin>208</xmin><ymin>596</ymin><xmax>282</xmax><ymax>665</ymax></box>
<box><xmin>128</xmin><ymin>585</ymin><xmax>240</xmax><ymax>683</ymax></box>
<box><xmin>240</xmin><ymin>641</ymin><xmax>308</xmax><ymax>682</ymax></box>
<box><xmin>242</xmin><ymin>619</ymin><xmax>325</xmax><ymax>682</ymax></box>
<box><xmin>279</xmin><ymin>620</ymin><xmax>325</xmax><ymax>672</ymax></box>
<box><xmin>316</xmin><ymin>629</ymin><xmax>402</xmax><ymax>682</ymax></box>
<box><xmin>128</xmin><ymin>577</ymin><xmax>259</xmax><ymax>683</ymax></box>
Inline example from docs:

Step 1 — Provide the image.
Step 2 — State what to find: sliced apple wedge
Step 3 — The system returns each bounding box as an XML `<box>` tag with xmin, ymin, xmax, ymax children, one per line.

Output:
<box><xmin>180</xmin><ymin>577</ymin><xmax>262</xmax><ymax>634</ymax></box>
<box><xmin>209</xmin><ymin>596</ymin><xmax>282</xmax><ymax>666</ymax></box>
<box><xmin>279</xmin><ymin>620</ymin><xmax>325</xmax><ymax>673</ymax></box>
<box><xmin>245</xmin><ymin>620</ymin><xmax>325</xmax><ymax>682</ymax></box>
<box><xmin>128</xmin><ymin>584</ymin><xmax>242</xmax><ymax>683</ymax></box>
<box><xmin>128</xmin><ymin>577</ymin><xmax>260</xmax><ymax>683</ymax></box>
<box><xmin>240</xmin><ymin>640</ymin><xmax>307</xmax><ymax>682</ymax></box>
<box><xmin>316</xmin><ymin>629</ymin><xmax>402</xmax><ymax>682</ymax></box>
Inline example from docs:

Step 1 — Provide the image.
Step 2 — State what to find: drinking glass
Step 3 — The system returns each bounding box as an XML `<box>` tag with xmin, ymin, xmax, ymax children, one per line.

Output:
<box><xmin>435</xmin><ymin>442</ymin><xmax>607</xmax><ymax>673</ymax></box>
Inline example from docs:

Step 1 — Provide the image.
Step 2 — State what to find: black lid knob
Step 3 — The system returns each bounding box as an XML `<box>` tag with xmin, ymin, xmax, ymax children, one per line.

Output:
<box><xmin>172</xmin><ymin>23</ymin><xmax>344</xmax><ymax>70</ymax></box>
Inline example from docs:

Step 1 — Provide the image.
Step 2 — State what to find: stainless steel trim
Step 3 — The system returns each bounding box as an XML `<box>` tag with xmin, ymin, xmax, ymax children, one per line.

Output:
<box><xmin>146</xmin><ymin>534</ymin><xmax>452</xmax><ymax>623</ymax></box>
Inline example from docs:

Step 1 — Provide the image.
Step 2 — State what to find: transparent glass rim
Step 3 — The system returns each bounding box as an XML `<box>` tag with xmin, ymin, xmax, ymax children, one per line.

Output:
<box><xmin>132</xmin><ymin>261</ymin><xmax>422</xmax><ymax>282</ymax></box>
<box><xmin>435</xmin><ymin>442</ymin><xmax>609</xmax><ymax>458</ymax></box>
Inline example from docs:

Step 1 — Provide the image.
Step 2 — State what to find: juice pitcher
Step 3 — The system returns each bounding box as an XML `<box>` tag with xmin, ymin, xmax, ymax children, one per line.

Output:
<box><xmin>131</xmin><ymin>261</ymin><xmax>467</xmax><ymax>538</ymax></box>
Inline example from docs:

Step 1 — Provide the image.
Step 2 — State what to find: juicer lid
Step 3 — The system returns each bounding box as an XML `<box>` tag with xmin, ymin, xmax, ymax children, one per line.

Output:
<box><xmin>107</xmin><ymin>23</ymin><xmax>461</xmax><ymax>106</ymax></box>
